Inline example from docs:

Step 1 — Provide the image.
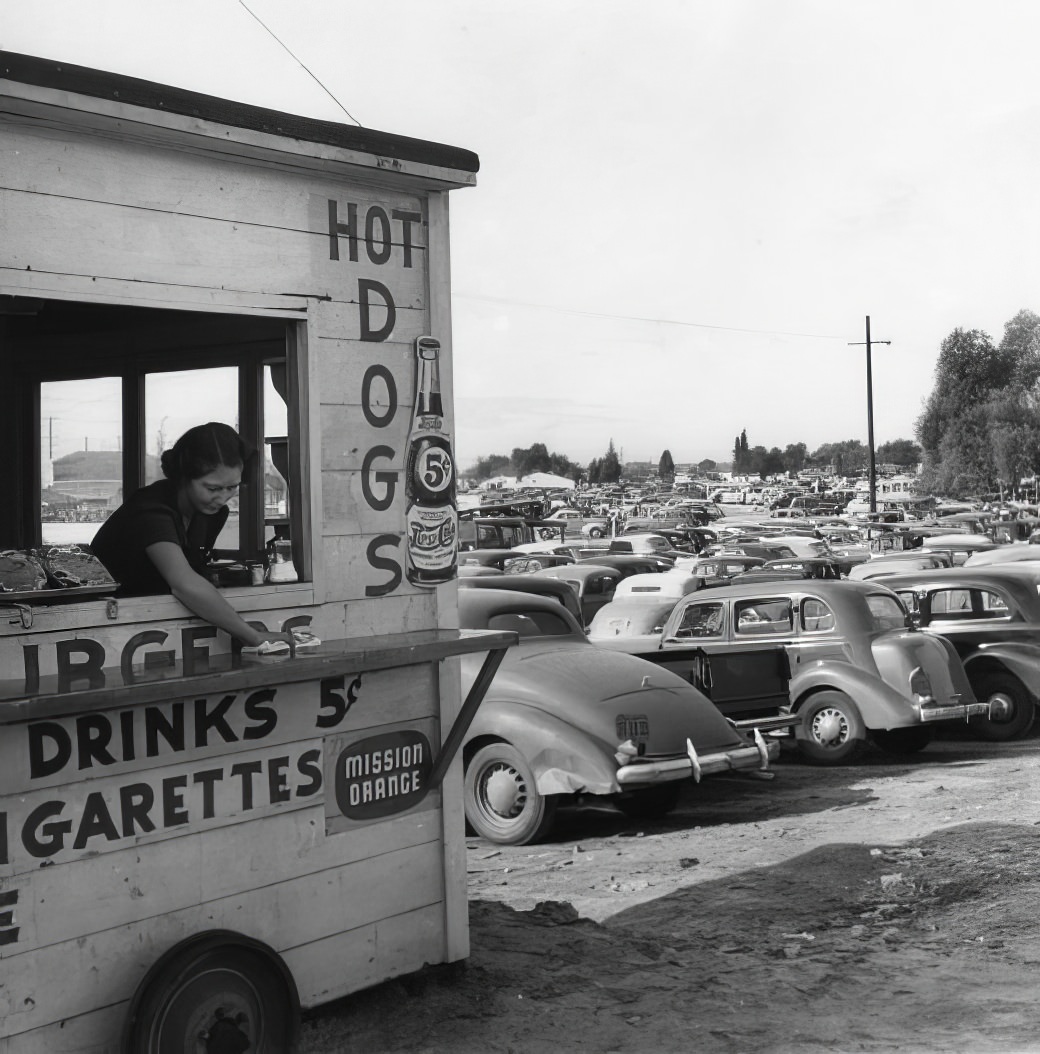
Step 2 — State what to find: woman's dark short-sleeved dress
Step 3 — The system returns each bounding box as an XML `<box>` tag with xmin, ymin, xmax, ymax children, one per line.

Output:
<box><xmin>91</xmin><ymin>479</ymin><xmax>228</xmax><ymax>596</ymax></box>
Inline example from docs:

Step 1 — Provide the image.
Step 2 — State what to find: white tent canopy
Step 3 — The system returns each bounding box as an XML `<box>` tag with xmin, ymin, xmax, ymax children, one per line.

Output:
<box><xmin>516</xmin><ymin>472</ymin><xmax>575</xmax><ymax>490</ymax></box>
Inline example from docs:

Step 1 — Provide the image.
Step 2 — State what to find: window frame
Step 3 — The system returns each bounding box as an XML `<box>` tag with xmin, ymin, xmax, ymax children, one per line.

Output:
<box><xmin>6</xmin><ymin>303</ymin><xmax>306</xmax><ymax>581</ymax></box>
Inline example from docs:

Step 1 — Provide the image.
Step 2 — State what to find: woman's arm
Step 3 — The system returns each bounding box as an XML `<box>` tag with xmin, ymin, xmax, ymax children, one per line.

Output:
<box><xmin>145</xmin><ymin>541</ymin><xmax>292</xmax><ymax>648</ymax></box>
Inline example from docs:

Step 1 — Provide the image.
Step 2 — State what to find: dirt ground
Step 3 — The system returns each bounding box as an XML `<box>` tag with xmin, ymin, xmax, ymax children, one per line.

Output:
<box><xmin>300</xmin><ymin>730</ymin><xmax>1040</xmax><ymax>1054</ymax></box>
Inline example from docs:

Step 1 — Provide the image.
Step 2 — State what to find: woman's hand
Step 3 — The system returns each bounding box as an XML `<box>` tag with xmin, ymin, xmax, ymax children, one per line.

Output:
<box><xmin>145</xmin><ymin>542</ymin><xmax>300</xmax><ymax>652</ymax></box>
<box><xmin>246</xmin><ymin>629</ymin><xmax>295</xmax><ymax>651</ymax></box>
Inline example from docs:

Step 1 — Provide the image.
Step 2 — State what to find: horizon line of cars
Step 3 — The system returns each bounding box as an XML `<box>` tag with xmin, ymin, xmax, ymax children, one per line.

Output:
<box><xmin>452</xmin><ymin>501</ymin><xmax>1040</xmax><ymax>846</ymax></box>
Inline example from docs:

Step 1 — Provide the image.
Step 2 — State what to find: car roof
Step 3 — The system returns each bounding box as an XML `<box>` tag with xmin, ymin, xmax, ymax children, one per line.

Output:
<box><xmin>577</xmin><ymin>553</ymin><xmax>669</xmax><ymax>566</ymax></box>
<box><xmin>876</xmin><ymin>564</ymin><xmax>1040</xmax><ymax>591</ymax></box>
<box><xmin>531</xmin><ymin>564</ymin><xmax>622</xmax><ymax>581</ymax></box>
<box><xmin>614</xmin><ymin>572</ymin><xmax>701</xmax><ymax>597</ymax></box>
<box><xmin>688</xmin><ymin>577</ymin><xmax>897</xmax><ymax>603</ymax></box>
<box><xmin>588</xmin><ymin>598</ymin><xmax>679</xmax><ymax>626</ymax></box>
<box><xmin>458</xmin><ymin>548</ymin><xmax>525</xmax><ymax>563</ymax></box>
<box><xmin>457</xmin><ymin>585</ymin><xmax>585</xmax><ymax>633</ymax></box>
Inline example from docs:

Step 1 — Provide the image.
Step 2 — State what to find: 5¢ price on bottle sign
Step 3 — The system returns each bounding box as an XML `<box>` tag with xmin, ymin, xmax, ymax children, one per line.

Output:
<box><xmin>413</xmin><ymin>441</ymin><xmax>453</xmax><ymax>500</ymax></box>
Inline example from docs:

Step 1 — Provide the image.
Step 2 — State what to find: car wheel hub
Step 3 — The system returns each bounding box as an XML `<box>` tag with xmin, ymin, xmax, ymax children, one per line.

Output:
<box><xmin>483</xmin><ymin>763</ymin><xmax>527</xmax><ymax>817</ymax></box>
<box><xmin>812</xmin><ymin>707</ymin><xmax>847</xmax><ymax>746</ymax></box>
<box><xmin>987</xmin><ymin>691</ymin><xmax>1015</xmax><ymax>722</ymax></box>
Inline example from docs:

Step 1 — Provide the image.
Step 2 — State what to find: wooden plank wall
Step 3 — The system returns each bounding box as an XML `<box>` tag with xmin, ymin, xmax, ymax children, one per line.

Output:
<box><xmin>1</xmin><ymin>115</ymin><xmax>458</xmax><ymax>627</ymax></box>
<box><xmin>0</xmin><ymin>99</ymin><xmax>473</xmax><ymax>1048</ymax></box>
<box><xmin>0</xmin><ymin>664</ymin><xmax>444</xmax><ymax>1042</ymax></box>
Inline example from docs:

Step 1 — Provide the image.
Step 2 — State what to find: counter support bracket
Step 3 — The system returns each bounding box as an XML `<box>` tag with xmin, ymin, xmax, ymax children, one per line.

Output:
<box><xmin>427</xmin><ymin>642</ymin><xmax>512</xmax><ymax>792</ymax></box>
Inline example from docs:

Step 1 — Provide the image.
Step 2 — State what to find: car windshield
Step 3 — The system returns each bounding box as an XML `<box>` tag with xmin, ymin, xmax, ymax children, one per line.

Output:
<box><xmin>865</xmin><ymin>593</ymin><xmax>908</xmax><ymax>632</ymax></box>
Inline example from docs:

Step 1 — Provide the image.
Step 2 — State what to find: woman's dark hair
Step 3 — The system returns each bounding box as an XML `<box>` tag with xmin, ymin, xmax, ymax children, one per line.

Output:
<box><xmin>161</xmin><ymin>422</ymin><xmax>251</xmax><ymax>482</ymax></box>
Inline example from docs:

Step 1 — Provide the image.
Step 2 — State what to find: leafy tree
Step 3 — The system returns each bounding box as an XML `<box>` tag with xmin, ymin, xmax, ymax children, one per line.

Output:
<box><xmin>745</xmin><ymin>446</ymin><xmax>785</xmax><ymax>479</ymax></box>
<box><xmin>985</xmin><ymin>390</ymin><xmax>1040</xmax><ymax>492</ymax></box>
<box><xmin>915</xmin><ymin>318</ymin><xmax>1040</xmax><ymax>493</ymax></box>
<box><xmin>601</xmin><ymin>439</ymin><xmax>622</xmax><ymax>483</ymax></box>
<box><xmin>697</xmin><ymin>459</ymin><xmax>717</xmax><ymax>473</ymax></box>
<box><xmin>916</xmin><ymin>328</ymin><xmax>1010</xmax><ymax>462</ymax></box>
<box><xmin>1000</xmin><ymin>309</ymin><xmax>1040</xmax><ymax>390</ymax></box>
<box><xmin>509</xmin><ymin>443</ymin><xmax>582</xmax><ymax>480</ymax></box>
<box><xmin>923</xmin><ymin>406</ymin><xmax>996</xmax><ymax>496</ymax></box>
<box><xmin>472</xmin><ymin>453</ymin><xmax>512</xmax><ymax>480</ymax></box>
<box><xmin>876</xmin><ymin>439</ymin><xmax>922</xmax><ymax>469</ymax></box>
<box><xmin>782</xmin><ymin>442</ymin><xmax>807</xmax><ymax>474</ymax></box>
<box><xmin>762</xmin><ymin>447</ymin><xmax>786</xmax><ymax>477</ymax></box>
<box><xmin>732</xmin><ymin>429</ymin><xmax>750</xmax><ymax>473</ymax></box>
<box><xmin>512</xmin><ymin>443</ymin><xmax>551</xmax><ymax>476</ymax></box>
<box><xmin>811</xmin><ymin>440</ymin><xmax>868</xmax><ymax>477</ymax></box>
<box><xmin>658</xmin><ymin>449</ymin><xmax>675</xmax><ymax>477</ymax></box>
<box><xmin>587</xmin><ymin>457</ymin><xmax>603</xmax><ymax>485</ymax></box>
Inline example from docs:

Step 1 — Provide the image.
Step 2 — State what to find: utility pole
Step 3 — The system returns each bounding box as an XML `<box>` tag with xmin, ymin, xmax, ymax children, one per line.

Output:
<box><xmin>849</xmin><ymin>316</ymin><xmax>891</xmax><ymax>516</ymax></box>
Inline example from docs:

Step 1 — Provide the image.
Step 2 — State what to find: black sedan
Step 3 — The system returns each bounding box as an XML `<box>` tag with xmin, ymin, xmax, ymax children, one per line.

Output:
<box><xmin>881</xmin><ymin>564</ymin><xmax>1040</xmax><ymax>740</ymax></box>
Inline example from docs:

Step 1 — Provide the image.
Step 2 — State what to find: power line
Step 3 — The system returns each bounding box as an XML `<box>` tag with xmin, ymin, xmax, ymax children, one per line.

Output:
<box><xmin>453</xmin><ymin>293</ymin><xmax>844</xmax><ymax>340</ymax></box>
<box><xmin>237</xmin><ymin>0</ymin><xmax>361</xmax><ymax>126</ymax></box>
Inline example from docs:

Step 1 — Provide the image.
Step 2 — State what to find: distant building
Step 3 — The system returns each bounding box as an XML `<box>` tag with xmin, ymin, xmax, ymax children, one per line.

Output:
<box><xmin>52</xmin><ymin>450</ymin><xmax>160</xmax><ymax>510</ymax></box>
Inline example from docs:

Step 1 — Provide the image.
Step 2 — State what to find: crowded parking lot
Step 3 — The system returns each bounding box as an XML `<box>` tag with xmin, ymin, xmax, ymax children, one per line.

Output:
<box><xmin>302</xmin><ymin>732</ymin><xmax>1040</xmax><ymax>1053</ymax></box>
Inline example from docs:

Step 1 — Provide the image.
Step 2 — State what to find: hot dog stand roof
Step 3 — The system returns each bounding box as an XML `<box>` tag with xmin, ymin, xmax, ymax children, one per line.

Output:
<box><xmin>0</xmin><ymin>49</ymin><xmax>480</xmax><ymax>176</ymax></box>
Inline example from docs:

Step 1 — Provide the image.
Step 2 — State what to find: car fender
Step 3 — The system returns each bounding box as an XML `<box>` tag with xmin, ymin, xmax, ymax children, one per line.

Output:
<box><xmin>962</xmin><ymin>643</ymin><xmax>1040</xmax><ymax>698</ymax></box>
<box><xmin>790</xmin><ymin>662</ymin><xmax>915</xmax><ymax>730</ymax></box>
<box><xmin>465</xmin><ymin>699</ymin><xmax>621</xmax><ymax>796</ymax></box>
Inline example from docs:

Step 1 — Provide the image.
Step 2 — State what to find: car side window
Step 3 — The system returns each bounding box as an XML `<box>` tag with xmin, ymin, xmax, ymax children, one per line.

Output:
<box><xmin>735</xmin><ymin>598</ymin><xmax>793</xmax><ymax>635</ymax></box>
<box><xmin>586</xmin><ymin>575</ymin><xmax>615</xmax><ymax>596</ymax></box>
<box><xmin>929</xmin><ymin>589</ymin><xmax>976</xmax><ymax>619</ymax></box>
<box><xmin>800</xmin><ymin>597</ymin><xmax>835</xmax><ymax>632</ymax></box>
<box><xmin>676</xmin><ymin>601</ymin><xmax>726</xmax><ymax>638</ymax></box>
<box><xmin>674</xmin><ymin>598</ymin><xmax>724</xmax><ymax>636</ymax></box>
<box><xmin>894</xmin><ymin>590</ymin><xmax>919</xmax><ymax>613</ymax></box>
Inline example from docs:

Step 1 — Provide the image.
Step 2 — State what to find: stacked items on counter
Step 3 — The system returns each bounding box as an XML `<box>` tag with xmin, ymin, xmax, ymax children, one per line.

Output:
<box><xmin>0</xmin><ymin>545</ymin><xmax>117</xmax><ymax>597</ymax></box>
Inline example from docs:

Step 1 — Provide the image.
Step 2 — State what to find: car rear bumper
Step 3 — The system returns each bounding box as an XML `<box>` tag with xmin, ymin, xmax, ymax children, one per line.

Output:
<box><xmin>731</xmin><ymin>713</ymin><xmax>801</xmax><ymax>733</ymax></box>
<box><xmin>917</xmin><ymin>701</ymin><xmax>990</xmax><ymax>723</ymax></box>
<box><xmin>616</xmin><ymin>735</ymin><xmax>779</xmax><ymax>786</ymax></box>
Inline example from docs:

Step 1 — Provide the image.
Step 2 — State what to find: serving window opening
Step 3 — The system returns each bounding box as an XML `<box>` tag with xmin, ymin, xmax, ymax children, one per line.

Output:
<box><xmin>2</xmin><ymin>298</ymin><xmax>307</xmax><ymax>587</ymax></box>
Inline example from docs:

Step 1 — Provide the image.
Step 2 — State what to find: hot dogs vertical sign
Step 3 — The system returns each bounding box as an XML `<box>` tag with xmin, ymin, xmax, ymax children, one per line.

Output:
<box><xmin>328</xmin><ymin>198</ymin><xmax>458</xmax><ymax>594</ymax></box>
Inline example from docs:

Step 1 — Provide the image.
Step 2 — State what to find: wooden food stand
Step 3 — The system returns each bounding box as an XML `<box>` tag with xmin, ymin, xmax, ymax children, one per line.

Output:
<box><xmin>0</xmin><ymin>51</ymin><xmax>509</xmax><ymax>1052</ymax></box>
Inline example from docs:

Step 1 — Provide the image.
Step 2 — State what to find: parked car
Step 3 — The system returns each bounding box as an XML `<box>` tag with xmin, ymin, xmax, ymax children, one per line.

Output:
<box><xmin>459</xmin><ymin>518</ymin><xmax>556</xmax><ymax>551</ymax></box>
<box><xmin>712</xmin><ymin>542</ymin><xmax>799</xmax><ymax>562</ymax></box>
<box><xmin>964</xmin><ymin>546</ymin><xmax>1040</xmax><ymax>568</ymax></box>
<box><xmin>539</xmin><ymin>507</ymin><xmax>611</xmax><ymax>539</ymax></box>
<box><xmin>880</xmin><ymin>564</ymin><xmax>1040</xmax><ymax>740</ymax></box>
<box><xmin>606</xmin><ymin>533</ymin><xmax>684</xmax><ymax>560</ymax></box>
<box><xmin>459</xmin><ymin>572</ymin><xmax>584</xmax><ymax>624</ymax></box>
<box><xmin>457</xmin><ymin>548</ymin><xmax>529</xmax><ymax>571</ymax></box>
<box><xmin>589</xmin><ymin>579</ymin><xmax>985</xmax><ymax>764</ymax></box>
<box><xmin>734</xmin><ymin>557</ymin><xmax>843</xmax><ymax>582</ymax></box>
<box><xmin>612</xmin><ymin>570</ymin><xmax>703</xmax><ymax>603</ymax></box>
<box><xmin>502</xmin><ymin>552</ymin><xmax>576</xmax><ymax>572</ymax></box>
<box><xmin>674</xmin><ymin>553</ymin><xmax>767</xmax><ymax>586</ymax></box>
<box><xmin>919</xmin><ymin>535</ymin><xmax>1002</xmax><ymax>566</ymax></box>
<box><xmin>848</xmin><ymin>552</ymin><xmax>953</xmax><ymax>580</ymax></box>
<box><xmin>768</xmin><ymin>508</ymin><xmax>811</xmax><ymax>520</ymax></box>
<box><xmin>577</xmin><ymin>553</ymin><xmax>676</xmax><ymax>578</ymax></box>
<box><xmin>457</xmin><ymin>589</ymin><xmax>779</xmax><ymax>844</ymax></box>
<box><xmin>621</xmin><ymin>522</ymin><xmax>702</xmax><ymax>552</ymax></box>
<box><xmin>529</xmin><ymin>563</ymin><xmax>624</xmax><ymax>626</ymax></box>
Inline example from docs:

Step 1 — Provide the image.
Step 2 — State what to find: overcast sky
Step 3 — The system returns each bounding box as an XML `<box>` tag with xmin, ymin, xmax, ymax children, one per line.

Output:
<box><xmin>6</xmin><ymin>1</ymin><xmax>1040</xmax><ymax>470</ymax></box>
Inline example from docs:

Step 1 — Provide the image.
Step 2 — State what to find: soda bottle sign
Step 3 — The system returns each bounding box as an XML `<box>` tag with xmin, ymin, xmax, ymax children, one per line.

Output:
<box><xmin>405</xmin><ymin>336</ymin><xmax>458</xmax><ymax>586</ymax></box>
<box><xmin>411</xmin><ymin>439</ymin><xmax>453</xmax><ymax>504</ymax></box>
